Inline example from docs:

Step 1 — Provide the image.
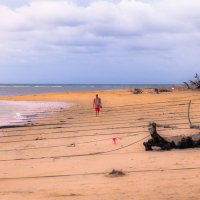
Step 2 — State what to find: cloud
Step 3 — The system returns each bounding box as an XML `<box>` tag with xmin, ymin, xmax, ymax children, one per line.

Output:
<box><xmin>0</xmin><ymin>0</ymin><xmax>200</xmax><ymax>83</ymax></box>
<box><xmin>0</xmin><ymin>0</ymin><xmax>199</xmax><ymax>55</ymax></box>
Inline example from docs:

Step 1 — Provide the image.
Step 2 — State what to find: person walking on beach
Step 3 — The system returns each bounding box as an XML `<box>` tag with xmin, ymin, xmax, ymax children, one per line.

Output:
<box><xmin>93</xmin><ymin>94</ymin><xmax>102</xmax><ymax>117</ymax></box>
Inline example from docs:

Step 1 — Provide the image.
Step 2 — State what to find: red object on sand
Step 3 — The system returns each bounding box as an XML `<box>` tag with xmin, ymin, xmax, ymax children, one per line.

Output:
<box><xmin>112</xmin><ymin>138</ymin><xmax>117</xmax><ymax>144</ymax></box>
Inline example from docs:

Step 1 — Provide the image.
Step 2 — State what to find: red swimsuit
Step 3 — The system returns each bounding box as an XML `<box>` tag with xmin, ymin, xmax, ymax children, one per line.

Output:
<box><xmin>94</xmin><ymin>98</ymin><xmax>101</xmax><ymax>112</ymax></box>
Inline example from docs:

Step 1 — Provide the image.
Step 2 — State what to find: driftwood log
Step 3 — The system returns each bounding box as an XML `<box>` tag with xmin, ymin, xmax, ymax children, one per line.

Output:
<box><xmin>183</xmin><ymin>73</ymin><xmax>200</xmax><ymax>89</ymax></box>
<box><xmin>132</xmin><ymin>88</ymin><xmax>143</xmax><ymax>94</ymax></box>
<box><xmin>143</xmin><ymin>122</ymin><xmax>176</xmax><ymax>151</ymax></box>
<box><xmin>144</xmin><ymin>100</ymin><xmax>200</xmax><ymax>151</ymax></box>
<box><xmin>143</xmin><ymin>122</ymin><xmax>200</xmax><ymax>151</ymax></box>
<box><xmin>188</xmin><ymin>100</ymin><xmax>200</xmax><ymax>129</ymax></box>
<box><xmin>183</xmin><ymin>82</ymin><xmax>191</xmax><ymax>89</ymax></box>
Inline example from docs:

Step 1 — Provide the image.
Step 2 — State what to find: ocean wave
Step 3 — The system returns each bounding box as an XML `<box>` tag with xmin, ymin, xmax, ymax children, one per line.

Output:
<box><xmin>33</xmin><ymin>85</ymin><xmax>63</xmax><ymax>88</ymax></box>
<box><xmin>0</xmin><ymin>85</ymin><xmax>33</xmax><ymax>88</ymax></box>
<box><xmin>0</xmin><ymin>85</ymin><xmax>63</xmax><ymax>88</ymax></box>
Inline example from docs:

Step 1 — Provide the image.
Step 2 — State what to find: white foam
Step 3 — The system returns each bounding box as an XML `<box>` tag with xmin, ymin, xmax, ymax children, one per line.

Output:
<box><xmin>0</xmin><ymin>100</ymin><xmax>71</xmax><ymax>126</ymax></box>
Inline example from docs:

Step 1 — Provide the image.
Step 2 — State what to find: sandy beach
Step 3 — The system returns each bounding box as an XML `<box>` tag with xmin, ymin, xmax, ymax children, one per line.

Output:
<box><xmin>0</xmin><ymin>88</ymin><xmax>200</xmax><ymax>200</ymax></box>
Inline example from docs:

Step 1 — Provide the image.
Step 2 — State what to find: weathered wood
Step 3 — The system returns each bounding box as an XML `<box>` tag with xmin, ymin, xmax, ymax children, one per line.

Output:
<box><xmin>190</xmin><ymin>125</ymin><xmax>200</xmax><ymax>129</ymax></box>
<box><xmin>158</xmin><ymin>88</ymin><xmax>172</xmax><ymax>93</ymax></box>
<box><xmin>184</xmin><ymin>73</ymin><xmax>200</xmax><ymax>89</ymax></box>
<box><xmin>132</xmin><ymin>88</ymin><xmax>143</xmax><ymax>94</ymax></box>
<box><xmin>183</xmin><ymin>82</ymin><xmax>191</xmax><ymax>89</ymax></box>
<box><xmin>143</xmin><ymin>122</ymin><xmax>200</xmax><ymax>151</ymax></box>
<box><xmin>156</xmin><ymin>123</ymin><xmax>176</xmax><ymax>129</ymax></box>
<box><xmin>187</xmin><ymin>100</ymin><xmax>200</xmax><ymax>130</ymax></box>
<box><xmin>143</xmin><ymin>122</ymin><xmax>175</xmax><ymax>151</ymax></box>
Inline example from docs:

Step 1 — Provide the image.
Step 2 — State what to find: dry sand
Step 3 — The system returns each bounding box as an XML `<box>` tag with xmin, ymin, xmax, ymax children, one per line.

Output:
<box><xmin>0</xmin><ymin>88</ymin><xmax>200</xmax><ymax>200</ymax></box>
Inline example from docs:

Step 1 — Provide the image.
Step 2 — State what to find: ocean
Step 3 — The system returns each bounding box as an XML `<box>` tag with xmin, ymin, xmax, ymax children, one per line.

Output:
<box><xmin>0</xmin><ymin>84</ymin><xmax>175</xmax><ymax>96</ymax></box>
<box><xmin>0</xmin><ymin>84</ymin><xmax>175</xmax><ymax>127</ymax></box>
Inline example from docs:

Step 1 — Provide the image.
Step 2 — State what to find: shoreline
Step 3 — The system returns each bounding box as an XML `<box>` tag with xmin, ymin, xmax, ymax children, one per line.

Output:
<box><xmin>0</xmin><ymin>84</ymin><xmax>180</xmax><ymax>97</ymax></box>
<box><xmin>0</xmin><ymin>87</ymin><xmax>195</xmax><ymax>127</ymax></box>
<box><xmin>0</xmin><ymin>85</ymin><xmax>188</xmax><ymax>100</ymax></box>
<box><xmin>0</xmin><ymin>100</ymin><xmax>71</xmax><ymax>127</ymax></box>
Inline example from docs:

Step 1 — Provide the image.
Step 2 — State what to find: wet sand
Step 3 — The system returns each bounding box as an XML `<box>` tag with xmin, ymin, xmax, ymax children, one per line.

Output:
<box><xmin>0</xmin><ymin>88</ymin><xmax>200</xmax><ymax>200</ymax></box>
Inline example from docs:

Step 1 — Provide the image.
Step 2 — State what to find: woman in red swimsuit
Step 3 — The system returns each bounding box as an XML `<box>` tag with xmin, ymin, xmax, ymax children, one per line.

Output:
<box><xmin>93</xmin><ymin>94</ymin><xmax>102</xmax><ymax>117</ymax></box>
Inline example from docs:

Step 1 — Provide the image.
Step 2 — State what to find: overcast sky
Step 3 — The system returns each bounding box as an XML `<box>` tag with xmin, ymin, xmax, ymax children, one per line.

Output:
<box><xmin>0</xmin><ymin>0</ymin><xmax>199</xmax><ymax>84</ymax></box>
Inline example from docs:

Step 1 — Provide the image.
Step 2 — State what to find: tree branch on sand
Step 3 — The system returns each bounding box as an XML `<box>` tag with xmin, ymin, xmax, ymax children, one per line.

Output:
<box><xmin>187</xmin><ymin>100</ymin><xmax>200</xmax><ymax>129</ymax></box>
<box><xmin>184</xmin><ymin>73</ymin><xmax>200</xmax><ymax>89</ymax></box>
<box><xmin>130</xmin><ymin>88</ymin><xmax>143</xmax><ymax>94</ymax></box>
<box><xmin>143</xmin><ymin>122</ymin><xmax>200</xmax><ymax>151</ymax></box>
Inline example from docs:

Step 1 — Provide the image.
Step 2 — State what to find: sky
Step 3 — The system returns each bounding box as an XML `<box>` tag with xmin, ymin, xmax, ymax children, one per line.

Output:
<box><xmin>0</xmin><ymin>0</ymin><xmax>200</xmax><ymax>84</ymax></box>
